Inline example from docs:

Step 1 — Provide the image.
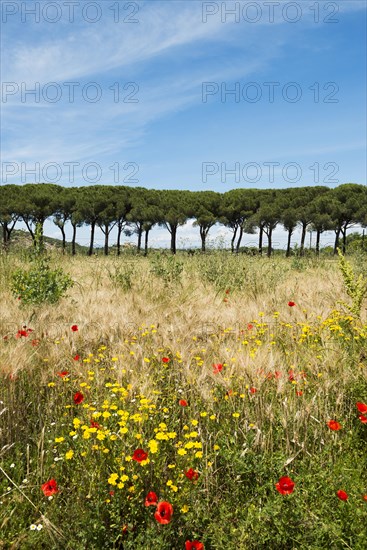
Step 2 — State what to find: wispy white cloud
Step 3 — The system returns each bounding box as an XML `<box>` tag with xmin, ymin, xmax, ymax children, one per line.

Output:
<box><xmin>3</xmin><ymin>3</ymin><xmax>227</xmax><ymax>84</ymax></box>
<box><xmin>2</xmin><ymin>0</ymin><xmax>365</xmax><ymax>187</ymax></box>
<box><xmin>2</xmin><ymin>3</ymin><xmax>284</xmax><ymax>180</ymax></box>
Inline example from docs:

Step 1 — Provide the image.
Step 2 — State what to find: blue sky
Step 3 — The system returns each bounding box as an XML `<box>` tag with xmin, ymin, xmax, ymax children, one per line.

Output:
<box><xmin>1</xmin><ymin>0</ymin><xmax>366</xmax><ymax>248</ymax></box>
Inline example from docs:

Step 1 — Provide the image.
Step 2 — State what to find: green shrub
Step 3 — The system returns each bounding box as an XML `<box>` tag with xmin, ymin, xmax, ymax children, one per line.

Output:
<box><xmin>108</xmin><ymin>262</ymin><xmax>136</xmax><ymax>291</ymax></box>
<box><xmin>11</xmin><ymin>257</ymin><xmax>73</xmax><ymax>305</ymax></box>
<box><xmin>10</xmin><ymin>221</ymin><xmax>73</xmax><ymax>305</ymax></box>
<box><xmin>150</xmin><ymin>254</ymin><xmax>183</xmax><ymax>285</ymax></box>
<box><xmin>337</xmin><ymin>249</ymin><xmax>367</xmax><ymax>317</ymax></box>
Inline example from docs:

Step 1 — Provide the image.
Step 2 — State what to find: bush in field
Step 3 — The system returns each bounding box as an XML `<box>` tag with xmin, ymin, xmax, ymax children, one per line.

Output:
<box><xmin>11</xmin><ymin>259</ymin><xmax>74</xmax><ymax>305</ymax></box>
<box><xmin>10</xmin><ymin>222</ymin><xmax>73</xmax><ymax>305</ymax></box>
<box><xmin>150</xmin><ymin>253</ymin><xmax>183</xmax><ymax>285</ymax></box>
<box><xmin>197</xmin><ymin>253</ymin><xmax>288</xmax><ymax>296</ymax></box>
<box><xmin>107</xmin><ymin>262</ymin><xmax>136</xmax><ymax>291</ymax></box>
<box><xmin>338</xmin><ymin>249</ymin><xmax>367</xmax><ymax>317</ymax></box>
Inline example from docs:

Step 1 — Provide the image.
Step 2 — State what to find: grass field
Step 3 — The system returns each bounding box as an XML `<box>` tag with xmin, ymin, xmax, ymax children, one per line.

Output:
<box><xmin>1</xmin><ymin>251</ymin><xmax>367</xmax><ymax>549</ymax></box>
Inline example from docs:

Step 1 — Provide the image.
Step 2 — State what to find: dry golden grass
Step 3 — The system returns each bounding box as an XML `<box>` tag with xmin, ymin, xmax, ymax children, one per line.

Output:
<box><xmin>0</xmin><ymin>252</ymin><xmax>364</xmax><ymax>394</ymax></box>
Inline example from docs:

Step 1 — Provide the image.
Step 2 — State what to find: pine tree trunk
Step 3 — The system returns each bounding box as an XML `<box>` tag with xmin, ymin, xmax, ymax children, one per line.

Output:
<box><xmin>137</xmin><ymin>226</ymin><xmax>142</xmax><ymax>252</ymax></box>
<box><xmin>117</xmin><ymin>222</ymin><xmax>123</xmax><ymax>256</ymax></box>
<box><xmin>231</xmin><ymin>226</ymin><xmax>237</xmax><ymax>253</ymax></box>
<box><xmin>236</xmin><ymin>226</ymin><xmax>243</xmax><ymax>253</ymax></box>
<box><xmin>316</xmin><ymin>230</ymin><xmax>321</xmax><ymax>256</ymax></box>
<box><xmin>170</xmin><ymin>226</ymin><xmax>177</xmax><ymax>255</ymax></box>
<box><xmin>2</xmin><ymin>223</ymin><xmax>8</xmax><ymax>250</ymax></box>
<box><xmin>299</xmin><ymin>223</ymin><xmax>307</xmax><ymax>256</ymax></box>
<box><xmin>334</xmin><ymin>228</ymin><xmax>340</xmax><ymax>255</ymax></box>
<box><xmin>61</xmin><ymin>225</ymin><xmax>66</xmax><ymax>254</ymax></box>
<box><xmin>258</xmin><ymin>226</ymin><xmax>263</xmax><ymax>255</ymax></box>
<box><xmin>104</xmin><ymin>224</ymin><xmax>109</xmax><ymax>256</ymax></box>
<box><xmin>8</xmin><ymin>219</ymin><xmax>17</xmax><ymax>245</ymax></box>
<box><xmin>24</xmin><ymin>219</ymin><xmax>35</xmax><ymax>244</ymax></box>
<box><xmin>342</xmin><ymin>226</ymin><xmax>347</xmax><ymax>254</ymax></box>
<box><xmin>144</xmin><ymin>229</ymin><xmax>150</xmax><ymax>256</ymax></box>
<box><xmin>286</xmin><ymin>229</ymin><xmax>292</xmax><ymax>257</ymax></box>
<box><xmin>200</xmin><ymin>227</ymin><xmax>206</xmax><ymax>252</ymax></box>
<box><xmin>88</xmin><ymin>222</ymin><xmax>95</xmax><ymax>256</ymax></box>
<box><xmin>72</xmin><ymin>224</ymin><xmax>77</xmax><ymax>256</ymax></box>
<box><xmin>267</xmin><ymin>227</ymin><xmax>273</xmax><ymax>257</ymax></box>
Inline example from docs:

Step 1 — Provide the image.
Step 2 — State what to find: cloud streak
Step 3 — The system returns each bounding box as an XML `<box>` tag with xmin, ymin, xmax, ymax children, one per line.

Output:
<box><xmin>1</xmin><ymin>0</ymin><xmax>366</xmax><ymax>187</ymax></box>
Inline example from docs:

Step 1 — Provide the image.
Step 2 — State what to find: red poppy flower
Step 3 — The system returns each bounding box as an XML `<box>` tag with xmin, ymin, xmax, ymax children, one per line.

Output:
<box><xmin>185</xmin><ymin>468</ymin><xmax>199</xmax><ymax>481</ymax></box>
<box><xmin>337</xmin><ymin>490</ymin><xmax>348</xmax><ymax>501</ymax></box>
<box><xmin>90</xmin><ymin>420</ymin><xmax>101</xmax><ymax>429</ymax></box>
<box><xmin>249</xmin><ymin>387</ymin><xmax>257</xmax><ymax>394</ymax></box>
<box><xmin>275</xmin><ymin>476</ymin><xmax>295</xmax><ymax>495</ymax></box>
<box><xmin>162</xmin><ymin>357</ymin><xmax>170</xmax><ymax>363</ymax></box>
<box><xmin>247</xmin><ymin>323</ymin><xmax>253</xmax><ymax>330</ymax></box>
<box><xmin>296</xmin><ymin>390</ymin><xmax>303</xmax><ymax>396</ymax></box>
<box><xmin>132</xmin><ymin>448</ymin><xmax>148</xmax><ymax>463</ymax></box>
<box><xmin>288</xmin><ymin>370</ymin><xmax>295</xmax><ymax>381</ymax></box>
<box><xmin>362</xmin><ymin>495</ymin><xmax>367</xmax><ymax>502</ymax></box>
<box><xmin>356</xmin><ymin>402</ymin><xmax>367</xmax><ymax>414</ymax></box>
<box><xmin>16</xmin><ymin>326</ymin><xmax>32</xmax><ymax>336</ymax></box>
<box><xmin>71</xmin><ymin>325</ymin><xmax>78</xmax><ymax>332</ymax></box>
<box><xmin>213</xmin><ymin>363</ymin><xmax>223</xmax><ymax>374</ymax></box>
<box><xmin>288</xmin><ymin>301</ymin><xmax>296</xmax><ymax>307</ymax></box>
<box><xmin>73</xmin><ymin>355</ymin><xmax>80</xmax><ymax>361</ymax></box>
<box><xmin>359</xmin><ymin>414</ymin><xmax>367</xmax><ymax>424</ymax></box>
<box><xmin>73</xmin><ymin>392</ymin><xmax>84</xmax><ymax>404</ymax></box>
<box><xmin>185</xmin><ymin>541</ymin><xmax>204</xmax><ymax>550</ymax></box>
<box><xmin>274</xmin><ymin>371</ymin><xmax>281</xmax><ymax>379</ymax></box>
<box><xmin>154</xmin><ymin>501</ymin><xmax>173</xmax><ymax>524</ymax></box>
<box><xmin>327</xmin><ymin>420</ymin><xmax>341</xmax><ymax>431</ymax></box>
<box><xmin>57</xmin><ymin>371</ymin><xmax>69</xmax><ymax>378</ymax></box>
<box><xmin>179</xmin><ymin>399</ymin><xmax>188</xmax><ymax>407</ymax></box>
<box><xmin>109</xmin><ymin>490</ymin><xmax>115</xmax><ymax>496</ymax></box>
<box><xmin>41</xmin><ymin>478</ymin><xmax>59</xmax><ymax>497</ymax></box>
<box><xmin>145</xmin><ymin>491</ymin><xmax>158</xmax><ymax>507</ymax></box>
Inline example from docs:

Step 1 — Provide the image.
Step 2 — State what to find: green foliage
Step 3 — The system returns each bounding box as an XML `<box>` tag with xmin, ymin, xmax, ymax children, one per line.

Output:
<box><xmin>108</xmin><ymin>262</ymin><xmax>136</xmax><ymax>291</ymax></box>
<box><xmin>2</xmin><ymin>183</ymin><xmax>367</xmax><ymax>257</ymax></box>
<box><xmin>11</xmin><ymin>258</ymin><xmax>74</xmax><ymax>305</ymax></box>
<box><xmin>33</xmin><ymin>221</ymin><xmax>45</xmax><ymax>256</ymax></box>
<box><xmin>10</xmin><ymin>223</ymin><xmax>73</xmax><ymax>305</ymax></box>
<box><xmin>198</xmin><ymin>253</ymin><xmax>247</xmax><ymax>291</ymax></box>
<box><xmin>150</xmin><ymin>253</ymin><xmax>183</xmax><ymax>285</ymax></box>
<box><xmin>337</xmin><ymin>249</ymin><xmax>367</xmax><ymax>317</ymax></box>
<box><xmin>290</xmin><ymin>254</ymin><xmax>306</xmax><ymax>271</ymax></box>
<box><xmin>196</xmin><ymin>253</ymin><xmax>288</xmax><ymax>297</ymax></box>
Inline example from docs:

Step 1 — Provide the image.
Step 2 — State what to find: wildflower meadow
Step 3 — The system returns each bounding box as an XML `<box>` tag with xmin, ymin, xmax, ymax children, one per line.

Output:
<box><xmin>0</xmin><ymin>249</ymin><xmax>366</xmax><ymax>549</ymax></box>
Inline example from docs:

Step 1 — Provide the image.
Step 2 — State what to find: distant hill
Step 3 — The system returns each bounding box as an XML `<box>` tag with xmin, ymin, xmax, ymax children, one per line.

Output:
<box><xmin>6</xmin><ymin>229</ymin><xmax>89</xmax><ymax>253</ymax></box>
